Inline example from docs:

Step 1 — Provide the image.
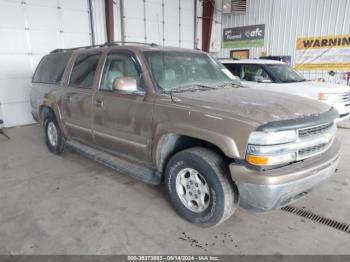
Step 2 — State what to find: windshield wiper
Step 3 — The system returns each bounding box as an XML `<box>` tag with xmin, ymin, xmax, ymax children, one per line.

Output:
<box><xmin>216</xmin><ymin>82</ymin><xmax>244</xmax><ymax>88</ymax></box>
<box><xmin>162</xmin><ymin>82</ymin><xmax>242</xmax><ymax>95</ymax></box>
<box><xmin>170</xmin><ymin>84</ymin><xmax>217</xmax><ymax>93</ymax></box>
<box><xmin>282</xmin><ymin>79</ymin><xmax>307</xmax><ymax>83</ymax></box>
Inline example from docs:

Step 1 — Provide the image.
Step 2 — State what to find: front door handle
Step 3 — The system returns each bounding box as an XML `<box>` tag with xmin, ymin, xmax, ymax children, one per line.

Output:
<box><xmin>95</xmin><ymin>99</ymin><xmax>103</xmax><ymax>108</ymax></box>
<box><xmin>63</xmin><ymin>95</ymin><xmax>71</xmax><ymax>102</ymax></box>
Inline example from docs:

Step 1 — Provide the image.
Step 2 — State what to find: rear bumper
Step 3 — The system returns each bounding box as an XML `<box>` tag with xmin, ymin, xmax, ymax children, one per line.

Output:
<box><xmin>229</xmin><ymin>140</ymin><xmax>341</xmax><ymax>212</ymax></box>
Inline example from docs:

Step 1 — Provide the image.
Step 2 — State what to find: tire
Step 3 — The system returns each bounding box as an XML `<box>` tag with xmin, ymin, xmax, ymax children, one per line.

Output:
<box><xmin>44</xmin><ymin>114</ymin><xmax>65</xmax><ymax>154</ymax></box>
<box><xmin>165</xmin><ymin>147</ymin><xmax>239</xmax><ymax>227</ymax></box>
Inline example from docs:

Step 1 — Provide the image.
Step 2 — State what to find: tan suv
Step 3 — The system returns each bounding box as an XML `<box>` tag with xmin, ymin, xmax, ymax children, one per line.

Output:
<box><xmin>30</xmin><ymin>43</ymin><xmax>340</xmax><ymax>227</ymax></box>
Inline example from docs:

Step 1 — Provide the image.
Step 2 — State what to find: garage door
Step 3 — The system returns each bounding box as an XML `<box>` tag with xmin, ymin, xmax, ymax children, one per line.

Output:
<box><xmin>123</xmin><ymin>0</ymin><xmax>195</xmax><ymax>49</ymax></box>
<box><xmin>0</xmin><ymin>0</ymin><xmax>92</xmax><ymax>127</ymax></box>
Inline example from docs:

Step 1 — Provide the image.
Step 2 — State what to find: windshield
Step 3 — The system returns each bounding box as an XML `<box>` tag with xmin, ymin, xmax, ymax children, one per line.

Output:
<box><xmin>266</xmin><ymin>64</ymin><xmax>306</xmax><ymax>83</ymax></box>
<box><xmin>144</xmin><ymin>51</ymin><xmax>242</xmax><ymax>91</ymax></box>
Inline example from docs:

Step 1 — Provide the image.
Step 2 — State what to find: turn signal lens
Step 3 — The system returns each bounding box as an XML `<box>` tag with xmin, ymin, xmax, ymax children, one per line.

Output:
<box><xmin>319</xmin><ymin>93</ymin><xmax>326</xmax><ymax>100</ymax></box>
<box><xmin>246</xmin><ymin>153</ymin><xmax>297</xmax><ymax>166</ymax></box>
<box><xmin>246</xmin><ymin>155</ymin><xmax>269</xmax><ymax>166</ymax></box>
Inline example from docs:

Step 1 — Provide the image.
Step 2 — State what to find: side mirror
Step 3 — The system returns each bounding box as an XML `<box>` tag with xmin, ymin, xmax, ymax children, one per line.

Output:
<box><xmin>112</xmin><ymin>77</ymin><xmax>138</xmax><ymax>92</ymax></box>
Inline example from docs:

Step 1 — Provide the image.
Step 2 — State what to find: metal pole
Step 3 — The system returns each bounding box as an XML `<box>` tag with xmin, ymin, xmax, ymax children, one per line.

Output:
<box><xmin>120</xmin><ymin>0</ymin><xmax>125</xmax><ymax>42</ymax></box>
<box><xmin>194</xmin><ymin>0</ymin><xmax>197</xmax><ymax>49</ymax></box>
<box><xmin>202</xmin><ymin>0</ymin><xmax>215</xmax><ymax>52</ymax></box>
<box><xmin>105</xmin><ymin>0</ymin><xmax>114</xmax><ymax>42</ymax></box>
<box><xmin>88</xmin><ymin>0</ymin><xmax>96</xmax><ymax>45</ymax></box>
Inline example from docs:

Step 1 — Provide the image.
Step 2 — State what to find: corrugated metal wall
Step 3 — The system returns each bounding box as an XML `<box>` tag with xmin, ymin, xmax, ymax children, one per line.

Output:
<box><xmin>218</xmin><ymin>0</ymin><xmax>350</xmax><ymax>84</ymax></box>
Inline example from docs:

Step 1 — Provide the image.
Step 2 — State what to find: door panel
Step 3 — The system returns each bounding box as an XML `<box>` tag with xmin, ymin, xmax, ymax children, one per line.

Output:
<box><xmin>93</xmin><ymin>93</ymin><xmax>153</xmax><ymax>162</ymax></box>
<box><xmin>92</xmin><ymin>52</ymin><xmax>153</xmax><ymax>163</ymax></box>
<box><xmin>61</xmin><ymin>52</ymin><xmax>100</xmax><ymax>144</ymax></box>
<box><xmin>61</xmin><ymin>88</ymin><xmax>93</xmax><ymax>143</ymax></box>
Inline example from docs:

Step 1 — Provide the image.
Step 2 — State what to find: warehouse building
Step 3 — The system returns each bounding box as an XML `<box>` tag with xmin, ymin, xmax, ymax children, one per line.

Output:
<box><xmin>0</xmin><ymin>0</ymin><xmax>349</xmax><ymax>127</ymax></box>
<box><xmin>214</xmin><ymin>0</ymin><xmax>350</xmax><ymax>84</ymax></box>
<box><xmin>1</xmin><ymin>0</ymin><xmax>350</xmax><ymax>257</ymax></box>
<box><xmin>0</xmin><ymin>0</ymin><xmax>196</xmax><ymax>127</ymax></box>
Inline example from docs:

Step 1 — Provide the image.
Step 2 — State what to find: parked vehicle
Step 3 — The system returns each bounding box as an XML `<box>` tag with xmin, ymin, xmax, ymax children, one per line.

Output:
<box><xmin>30</xmin><ymin>43</ymin><xmax>340</xmax><ymax>227</ymax></box>
<box><xmin>220</xmin><ymin>59</ymin><xmax>350</xmax><ymax>122</ymax></box>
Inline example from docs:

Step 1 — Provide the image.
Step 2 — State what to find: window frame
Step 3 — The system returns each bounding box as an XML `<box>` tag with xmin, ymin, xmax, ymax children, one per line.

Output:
<box><xmin>223</xmin><ymin>63</ymin><xmax>241</xmax><ymax>78</ymax></box>
<box><xmin>97</xmin><ymin>50</ymin><xmax>145</xmax><ymax>94</ymax></box>
<box><xmin>143</xmin><ymin>50</ymin><xmax>235</xmax><ymax>92</ymax></box>
<box><xmin>240</xmin><ymin>63</ymin><xmax>272</xmax><ymax>82</ymax></box>
<box><xmin>67</xmin><ymin>51</ymin><xmax>102</xmax><ymax>90</ymax></box>
<box><xmin>32</xmin><ymin>52</ymin><xmax>73</xmax><ymax>85</ymax></box>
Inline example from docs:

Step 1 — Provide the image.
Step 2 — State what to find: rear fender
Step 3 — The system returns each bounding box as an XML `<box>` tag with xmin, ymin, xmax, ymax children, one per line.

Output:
<box><xmin>38</xmin><ymin>99</ymin><xmax>67</xmax><ymax>137</ymax></box>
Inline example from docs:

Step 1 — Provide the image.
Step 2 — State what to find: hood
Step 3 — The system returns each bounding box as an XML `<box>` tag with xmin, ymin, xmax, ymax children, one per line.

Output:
<box><xmin>171</xmin><ymin>88</ymin><xmax>332</xmax><ymax>125</ymax></box>
<box><xmin>283</xmin><ymin>80</ymin><xmax>350</xmax><ymax>93</ymax></box>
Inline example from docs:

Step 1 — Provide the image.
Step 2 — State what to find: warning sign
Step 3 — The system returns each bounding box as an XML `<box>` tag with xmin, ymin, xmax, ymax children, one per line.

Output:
<box><xmin>295</xmin><ymin>34</ymin><xmax>350</xmax><ymax>71</ymax></box>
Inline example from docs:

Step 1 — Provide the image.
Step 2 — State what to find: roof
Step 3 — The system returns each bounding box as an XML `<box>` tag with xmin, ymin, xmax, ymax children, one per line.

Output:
<box><xmin>219</xmin><ymin>58</ymin><xmax>285</xmax><ymax>65</ymax></box>
<box><xmin>50</xmin><ymin>42</ymin><xmax>202</xmax><ymax>54</ymax></box>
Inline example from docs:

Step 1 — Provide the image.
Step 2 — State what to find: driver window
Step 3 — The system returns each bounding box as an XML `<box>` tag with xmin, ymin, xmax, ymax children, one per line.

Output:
<box><xmin>100</xmin><ymin>53</ymin><xmax>142</xmax><ymax>91</ymax></box>
<box><xmin>241</xmin><ymin>64</ymin><xmax>270</xmax><ymax>82</ymax></box>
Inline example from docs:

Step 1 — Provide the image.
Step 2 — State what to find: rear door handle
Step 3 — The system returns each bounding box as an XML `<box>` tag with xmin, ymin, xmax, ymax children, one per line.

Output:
<box><xmin>95</xmin><ymin>99</ymin><xmax>103</xmax><ymax>108</ymax></box>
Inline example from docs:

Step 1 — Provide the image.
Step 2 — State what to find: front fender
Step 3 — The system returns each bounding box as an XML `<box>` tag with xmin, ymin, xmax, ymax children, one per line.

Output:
<box><xmin>152</xmin><ymin>122</ymin><xmax>240</xmax><ymax>171</ymax></box>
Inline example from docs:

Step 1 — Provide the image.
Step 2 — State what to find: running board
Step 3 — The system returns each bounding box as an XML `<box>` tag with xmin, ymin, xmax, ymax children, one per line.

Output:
<box><xmin>66</xmin><ymin>140</ymin><xmax>161</xmax><ymax>185</ymax></box>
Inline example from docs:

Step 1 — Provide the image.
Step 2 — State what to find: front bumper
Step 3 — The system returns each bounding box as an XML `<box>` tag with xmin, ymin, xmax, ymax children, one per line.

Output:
<box><xmin>229</xmin><ymin>139</ymin><xmax>341</xmax><ymax>212</ymax></box>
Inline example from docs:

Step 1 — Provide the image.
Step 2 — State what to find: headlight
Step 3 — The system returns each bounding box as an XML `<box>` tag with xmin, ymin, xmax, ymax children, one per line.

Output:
<box><xmin>248</xmin><ymin>130</ymin><xmax>297</xmax><ymax>145</ymax></box>
<box><xmin>246</xmin><ymin>122</ymin><xmax>336</xmax><ymax>167</ymax></box>
<box><xmin>246</xmin><ymin>130</ymin><xmax>297</xmax><ymax>167</ymax></box>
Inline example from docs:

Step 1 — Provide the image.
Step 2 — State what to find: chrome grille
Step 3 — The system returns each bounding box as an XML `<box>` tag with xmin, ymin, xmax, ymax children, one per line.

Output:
<box><xmin>298</xmin><ymin>122</ymin><xmax>334</xmax><ymax>139</ymax></box>
<box><xmin>338</xmin><ymin>92</ymin><xmax>350</xmax><ymax>103</ymax></box>
<box><xmin>298</xmin><ymin>143</ymin><xmax>328</xmax><ymax>157</ymax></box>
<box><xmin>296</xmin><ymin>121</ymin><xmax>335</xmax><ymax>160</ymax></box>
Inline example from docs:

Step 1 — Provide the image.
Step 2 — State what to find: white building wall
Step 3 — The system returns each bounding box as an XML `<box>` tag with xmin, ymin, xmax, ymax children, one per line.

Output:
<box><xmin>121</xmin><ymin>0</ymin><xmax>196</xmax><ymax>48</ymax></box>
<box><xmin>90</xmin><ymin>0</ymin><xmax>108</xmax><ymax>44</ymax></box>
<box><xmin>0</xmin><ymin>0</ymin><xmax>98</xmax><ymax>127</ymax></box>
<box><xmin>218</xmin><ymin>0</ymin><xmax>350</xmax><ymax>83</ymax></box>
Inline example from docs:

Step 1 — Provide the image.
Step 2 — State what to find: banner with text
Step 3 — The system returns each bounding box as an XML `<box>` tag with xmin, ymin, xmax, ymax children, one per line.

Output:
<box><xmin>295</xmin><ymin>34</ymin><xmax>350</xmax><ymax>71</ymax></box>
<box><xmin>223</xmin><ymin>24</ymin><xmax>265</xmax><ymax>49</ymax></box>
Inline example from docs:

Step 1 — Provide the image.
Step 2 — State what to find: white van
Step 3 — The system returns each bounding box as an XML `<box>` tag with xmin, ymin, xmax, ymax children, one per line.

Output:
<box><xmin>220</xmin><ymin>59</ymin><xmax>350</xmax><ymax>122</ymax></box>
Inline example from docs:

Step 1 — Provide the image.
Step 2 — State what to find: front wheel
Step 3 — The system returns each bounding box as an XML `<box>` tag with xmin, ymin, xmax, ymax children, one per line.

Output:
<box><xmin>165</xmin><ymin>147</ymin><xmax>239</xmax><ymax>227</ymax></box>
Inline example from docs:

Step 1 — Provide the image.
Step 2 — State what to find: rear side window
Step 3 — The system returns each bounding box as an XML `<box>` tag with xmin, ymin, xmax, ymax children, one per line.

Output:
<box><xmin>33</xmin><ymin>52</ymin><xmax>72</xmax><ymax>84</ymax></box>
<box><xmin>69</xmin><ymin>53</ymin><xmax>100</xmax><ymax>89</ymax></box>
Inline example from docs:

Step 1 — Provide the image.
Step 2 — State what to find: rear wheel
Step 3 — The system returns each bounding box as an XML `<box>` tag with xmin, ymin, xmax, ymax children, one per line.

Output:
<box><xmin>44</xmin><ymin>114</ymin><xmax>65</xmax><ymax>154</ymax></box>
<box><xmin>165</xmin><ymin>147</ymin><xmax>239</xmax><ymax>227</ymax></box>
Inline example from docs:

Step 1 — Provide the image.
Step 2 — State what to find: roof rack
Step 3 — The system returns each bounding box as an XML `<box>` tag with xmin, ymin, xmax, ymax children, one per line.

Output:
<box><xmin>50</xmin><ymin>41</ymin><xmax>159</xmax><ymax>53</ymax></box>
<box><xmin>50</xmin><ymin>44</ymin><xmax>104</xmax><ymax>53</ymax></box>
<box><xmin>103</xmin><ymin>41</ymin><xmax>159</xmax><ymax>47</ymax></box>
